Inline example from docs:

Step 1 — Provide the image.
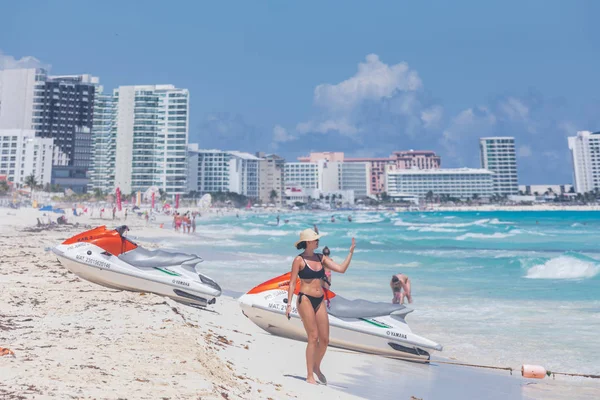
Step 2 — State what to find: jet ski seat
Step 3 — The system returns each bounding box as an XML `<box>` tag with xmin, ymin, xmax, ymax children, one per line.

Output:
<box><xmin>118</xmin><ymin>247</ymin><xmax>202</xmax><ymax>269</ymax></box>
<box><xmin>327</xmin><ymin>295</ymin><xmax>412</xmax><ymax>319</ymax></box>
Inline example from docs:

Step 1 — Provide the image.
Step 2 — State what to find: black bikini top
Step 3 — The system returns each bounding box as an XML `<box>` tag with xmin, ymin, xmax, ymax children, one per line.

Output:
<box><xmin>298</xmin><ymin>254</ymin><xmax>326</xmax><ymax>280</ymax></box>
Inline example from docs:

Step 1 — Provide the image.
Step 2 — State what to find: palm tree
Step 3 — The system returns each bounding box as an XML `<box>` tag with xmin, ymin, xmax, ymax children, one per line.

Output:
<box><xmin>269</xmin><ymin>189</ymin><xmax>278</xmax><ymax>203</ymax></box>
<box><xmin>472</xmin><ymin>193</ymin><xmax>480</xmax><ymax>201</ymax></box>
<box><xmin>0</xmin><ymin>179</ymin><xmax>9</xmax><ymax>194</ymax></box>
<box><xmin>425</xmin><ymin>190</ymin><xmax>434</xmax><ymax>203</ymax></box>
<box><xmin>24</xmin><ymin>174</ymin><xmax>38</xmax><ymax>189</ymax></box>
<box><xmin>93</xmin><ymin>188</ymin><xmax>103</xmax><ymax>199</ymax></box>
<box><xmin>158</xmin><ymin>189</ymin><xmax>167</xmax><ymax>202</ymax></box>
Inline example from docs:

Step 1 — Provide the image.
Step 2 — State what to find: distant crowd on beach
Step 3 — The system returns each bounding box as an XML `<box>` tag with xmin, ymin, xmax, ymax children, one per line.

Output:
<box><xmin>172</xmin><ymin>211</ymin><xmax>198</xmax><ymax>233</ymax></box>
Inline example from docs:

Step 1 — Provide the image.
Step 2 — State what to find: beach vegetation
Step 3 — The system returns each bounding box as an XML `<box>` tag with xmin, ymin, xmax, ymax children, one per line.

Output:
<box><xmin>24</xmin><ymin>174</ymin><xmax>39</xmax><ymax>190</ymax></box>
<box><xmin>0</xmin><ymin>179</ymin><xmax>9</xmax><ymax>194</ymax></box>
<box><xmin>209</xmin><ymin>191</ymin><xmax>249</xmax><ymax>208</ymax></box>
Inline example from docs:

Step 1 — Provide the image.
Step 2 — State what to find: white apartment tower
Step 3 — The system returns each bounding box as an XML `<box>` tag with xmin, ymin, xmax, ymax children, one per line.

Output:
<box><xmin>88</xmin><ymin>91</ymin><xmax>116</xmax><ymax>193</ymax></box>
<box><xmin>0</xmin><ymin>129</ymin><xmax>53</xmax><ymax>186</ymax></box>
<box><xmin>284</xmin><ymin>162</ymin><xmax>320</xmax><ymax>189</ymax></box>
<box><xmin>0</xmin><ymin>68</ymin><xmax>99</xmax><ymax>192</ymax></box>
<box><xmin>386</xmin><ymin>167</ymin><xmax>494</xmax><ymax>199</ymax></box>
<box><xmin>479</xmin><ymin>137</ymin><xmax>518</xmax><ymax>195</ymax></box>
<box><xmin>89</xmin><ymin>85</ymin><xmax>189</xmax><ymax>194</ymax></box>
<box><xmin>285</xmin><ymin>160</ymin><xmax>370</xmax><ymax>198</ymax></box>
<box><xmin>187</xmin><ymin>148</ymin><xmax>262</xmax><ymax>198</ymax></box>
<box><xmin>257</xmin><ymin>153</ymin><xmax>285</xmax><ymax>205</ymax></box>
<box><xmin>568</xmin><ymin>130</ymin><xmax>600</xmax><ymax>193</ymax></box>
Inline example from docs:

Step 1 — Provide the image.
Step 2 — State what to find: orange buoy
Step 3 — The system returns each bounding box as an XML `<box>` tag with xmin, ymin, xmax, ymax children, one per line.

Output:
<box><xmin>522</xmin><ymin>365</ymin><xmax>546</xmax><ymax>379</ymax></box>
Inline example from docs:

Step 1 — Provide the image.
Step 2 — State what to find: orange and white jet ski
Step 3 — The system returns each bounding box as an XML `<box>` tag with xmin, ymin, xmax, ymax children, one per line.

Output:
<box><xmin>52</xmin><ymin>225</ymin><xmax>221</xmax><ymax>308</ymax></box>
<box><xmin>238</xmin><ymin>273</ymin><xmax>442</xmax><ymax>360</ymax></box>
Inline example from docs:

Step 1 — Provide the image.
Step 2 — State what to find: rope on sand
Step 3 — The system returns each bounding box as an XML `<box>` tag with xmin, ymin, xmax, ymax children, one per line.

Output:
<box><xmin>385</xmin><ymin>354</ymin><xmax>600</xmax><ymax>380</ymax></box>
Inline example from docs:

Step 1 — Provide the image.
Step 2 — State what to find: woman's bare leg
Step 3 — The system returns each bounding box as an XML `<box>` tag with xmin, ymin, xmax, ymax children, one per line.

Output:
<box><xmin>297</xmin><ymin>298</ymin><xmax>319</xmax><ymax>384</ymax></box>
<box><xmin>406</xmin><ymin>279</ymin><xmax>413</xmax><ymax>303</ymax></box>
<box><xmin>313</xmin><ymin>301</ymin><xmax>330</xmax><ymax>384</ymax></box>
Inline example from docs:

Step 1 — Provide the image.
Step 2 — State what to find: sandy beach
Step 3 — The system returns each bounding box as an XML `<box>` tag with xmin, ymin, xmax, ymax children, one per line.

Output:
<box><xmin>1</xmin><ymin>207</ymin><xmax>599</xmax><ymax>399</ymax></box>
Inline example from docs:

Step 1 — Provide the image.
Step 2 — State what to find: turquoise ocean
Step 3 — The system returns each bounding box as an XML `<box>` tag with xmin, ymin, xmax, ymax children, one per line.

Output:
<box><xmin>152</xmin><ymin>211</ymin><xmax>600</xmax><ymax>375</ymax></box>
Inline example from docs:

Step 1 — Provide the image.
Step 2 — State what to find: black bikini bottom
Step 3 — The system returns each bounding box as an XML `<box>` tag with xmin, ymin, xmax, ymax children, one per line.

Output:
<box><xmin>298</xmin><ymin>292</ymin><xmax>324</xmax><ymax>311</ymax></box>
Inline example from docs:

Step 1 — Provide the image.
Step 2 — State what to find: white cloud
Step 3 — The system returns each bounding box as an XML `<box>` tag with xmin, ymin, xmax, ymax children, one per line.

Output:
<box><xmin>296</xmin><ymin>119</ymin><xmax>358</xmax><ymax>136</ymax></box>
<box><xmin>500</xmin><ymin>97</ymin><xmax>529</xmax><ymax>120</ymax></box>
<box><xmin>0</xmin><ymin>50</ymin><xmax>49</xmax><ymax>70</ymax></box>
<box><xmin>314</xmin><ymin>54</ymin><xmax>422</xmax><ymax>112</ymax></box>
<box><xmin>441</xmin><ymin>107</ymin><xmax>496</xmax><ymax>160</ymax></box>
<box><xmin>558</xmin><ymin>121</ymin><xmax>577</xmax><ymax>136</ymax></box>
<box><xmin>272</xmin><ymin>125</ymin><xmax>295</xmax><ymax>143</ymax></box>
<box><xmin>421</xmin><ymin>105</ymin><xmax>443</xmax><ymax>128</ymax></box>
<box><xmin>518</xmin><ymin>145</ymin><xmax>532</xmax><ymax>157</ymax></box>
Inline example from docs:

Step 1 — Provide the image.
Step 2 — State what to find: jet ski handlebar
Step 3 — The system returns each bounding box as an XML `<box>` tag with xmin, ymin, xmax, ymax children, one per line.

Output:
<box><xmin>115</xmin><ymin>225</ymin><xmax>130</xmax><ymax>236</ymax></box>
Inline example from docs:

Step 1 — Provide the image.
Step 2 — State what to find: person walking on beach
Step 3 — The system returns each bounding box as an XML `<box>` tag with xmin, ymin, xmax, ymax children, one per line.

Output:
<box><xmin>286</xmin><ymin>229</ymin><xmax>356</xmax><ymax>385</ymax></box>
<box><xmin>112</xmin><ymin>207</ymin><xmax>116</xmax><ymax>220</ymax></box>
<box><xmin>390</xmin><ymin>273</ymin><xmax>412</xmax><ymax>304</ymax></box>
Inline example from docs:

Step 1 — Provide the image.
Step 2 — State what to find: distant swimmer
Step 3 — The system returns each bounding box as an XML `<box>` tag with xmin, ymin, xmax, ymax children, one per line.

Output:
<box><xmin>331</xmin><ymin>215</ymin><xmax>335</xmax><ymax>223</ymax></box>
<box><xmin>390</xmin><ymin>274</ymin><xmax>412</xmax><ymax>304</ymax></box>
<box><xmin>347</xmin><ymin>215</ymin><xmax>352</xmax><ymax>222</ymax></box>
<box><xmin>313</xmin><ymin>224</ymin><xmax>319</xmax><ymax>234</ymax></box>
<box><xmin>277</xmin><ymin>215</ymin><xmax>280</xmax><ymax>225</ymax></box>
<box><xmin>284</xmin><ymin>219</ymin><xmax>289</xmax><ymax>224</ymax></box>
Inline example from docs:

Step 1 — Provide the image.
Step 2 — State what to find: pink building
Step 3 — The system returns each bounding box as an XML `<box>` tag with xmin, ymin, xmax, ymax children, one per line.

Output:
<box><xmin>297</xmin><ymin>150</ymin><xmax>441</xmax><ymax>195</ymax></box>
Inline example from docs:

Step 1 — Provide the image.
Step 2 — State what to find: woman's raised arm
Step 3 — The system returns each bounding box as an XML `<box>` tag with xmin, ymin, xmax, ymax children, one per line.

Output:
<box><xmin>323</xmin><ymin>238</ymin><xmax>356</xmax><ymax>274</ymax></box>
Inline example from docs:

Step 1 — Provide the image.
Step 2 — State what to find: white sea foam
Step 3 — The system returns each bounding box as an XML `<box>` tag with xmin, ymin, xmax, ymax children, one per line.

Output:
<box><xmin>223</xmin><ymin>227</ymin><xmax>292</xmax><ymax>236</ymax></box>
<box><xmin>394</xmin><ymin>218</ymin><xmax>490</xmax><ymax>228</ymax></box>
<box><xmin>455</xmin><ymin>232</ymin><xmax>516</xmax><ymax>240</ymax></box>
<box><xmin>489</xmin><ymin>218</ymin><xmax>513</xmax><ymax>225</ymax></box>
<box><xmin>369</xmin><ymin>240</ymin><xmax>384</xmax><ymax>245</ymax></box>
<box><xmin>525</xmin><ymin>256</ymin><xmax>600</xmax><ymax>279</ymax></box>
<box><xmin>393</xmin><ymin>261</ymin><xmax>421</xmax><ymax>268</ymax></box>
<box><xmin>353</xmin><ymin>216</ymin><xmax>385</xmax><ymax>224</ymax></box>
<box><xmin>407</xmin><ymin>226</ymin><xmax>462</xmax><ymax>233</ymax></box>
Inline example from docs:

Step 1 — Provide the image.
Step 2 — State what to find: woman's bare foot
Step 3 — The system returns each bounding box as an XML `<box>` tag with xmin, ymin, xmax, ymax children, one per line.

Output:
<box><xmin>306</xmin><ymin>377</ymin><xmax>318</xmax><ymax>385</ymax></box>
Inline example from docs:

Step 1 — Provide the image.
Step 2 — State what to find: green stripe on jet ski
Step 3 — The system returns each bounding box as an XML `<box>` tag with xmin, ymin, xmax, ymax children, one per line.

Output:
<box><xmin>359</xmin><ymin>318</ymin><xmax>392</xmax><ymax>329</ymax></box>
<box><xmin>155</xmin><ymin>267</ymin><xmax>180</xmax><ymax>276</ymax></box>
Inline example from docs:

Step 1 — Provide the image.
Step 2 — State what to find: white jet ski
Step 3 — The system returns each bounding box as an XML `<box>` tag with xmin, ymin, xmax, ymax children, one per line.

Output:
<box><xmin>52</xmin><ymin>225</ymin><xmax>221</xmax><ymax>308</ymax></box>
<box><xmin>239</xmin><ymin>273</ymin><xmax>442</xmax><ymax>360</ymax></box>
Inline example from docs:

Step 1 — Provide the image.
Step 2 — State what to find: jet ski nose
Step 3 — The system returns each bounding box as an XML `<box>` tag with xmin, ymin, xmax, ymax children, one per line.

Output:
<box><xmin>199</xmin><ymin>274</ymin><xmax>221</xmax><ymax>294</ymax></box>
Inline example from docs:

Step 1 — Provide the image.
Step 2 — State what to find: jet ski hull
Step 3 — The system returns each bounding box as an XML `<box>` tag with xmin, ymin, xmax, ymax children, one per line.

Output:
<box><xmin>53</xmin><ymin>240</ymin><xmax>221</xmax><ymax>308</ymax></box>
<box><xmin>239</xmin><ymin>290</ymin><xmax>442</xmax><ymax>361</ymax></box>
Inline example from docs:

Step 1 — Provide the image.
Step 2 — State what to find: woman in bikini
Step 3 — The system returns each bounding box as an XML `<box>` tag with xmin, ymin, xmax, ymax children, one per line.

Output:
<box><xmin>286</xmin><ymin>229</ymin><xmax>356</xmax><ymax>385</ymax></box>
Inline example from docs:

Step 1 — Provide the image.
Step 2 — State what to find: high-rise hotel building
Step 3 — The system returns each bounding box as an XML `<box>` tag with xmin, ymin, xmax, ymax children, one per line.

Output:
<box><xmin>479</xmin><ymin>137</ymin><xmax>518</xmax><ymax>195</ymax></box>
<box><xmin>568</xmin><ymin>130</ymin><xmax>600</xmax><ymax>194</ymax></box>
<box><xmin>0</xmin><ymin>68</ymin><xmax>98</xmax><ymax>192</ymax></box>
<box><xmin>186</xmin><ymin>148</ymin><xmax>262</xmax><ymax>199</ymax></box>
<box><xmin>89</xmin><ymin>85</ymin><xmax>189</xmax><ymax>195</ymax></box>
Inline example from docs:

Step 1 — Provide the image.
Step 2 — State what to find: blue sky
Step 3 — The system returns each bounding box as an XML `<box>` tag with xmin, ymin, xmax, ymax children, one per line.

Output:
<box><xmin>1</xmin><ymin>0</ymin><xmax>599</xmax><ymax>184</ymax></box>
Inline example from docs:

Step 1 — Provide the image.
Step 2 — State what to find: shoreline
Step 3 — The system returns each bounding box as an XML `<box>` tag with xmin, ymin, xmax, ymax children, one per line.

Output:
<box><xmin>1</xmin><ymin>207</ymin><xmax>599</xmax><ymax>399</ymax></box>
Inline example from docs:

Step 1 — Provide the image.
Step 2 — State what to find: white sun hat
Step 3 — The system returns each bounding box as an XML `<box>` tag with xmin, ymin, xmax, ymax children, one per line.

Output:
<box><xmin>294</xmin><ymin>228</ymin><xmax>321</xmax><ymax>248</ymax></box>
